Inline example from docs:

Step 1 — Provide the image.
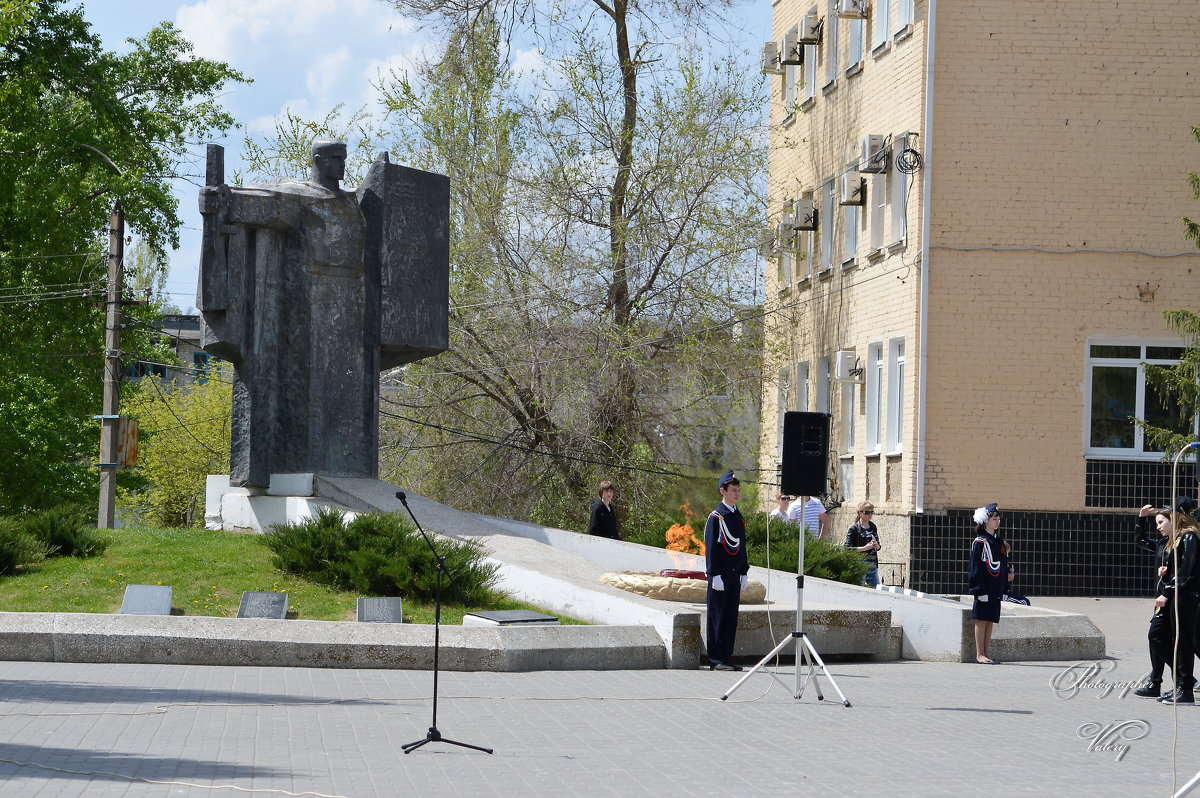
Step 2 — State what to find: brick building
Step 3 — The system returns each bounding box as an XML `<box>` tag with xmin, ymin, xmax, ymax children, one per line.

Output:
<box><xmin>759</xmin><ymin>0</ymin><xmax>1200</xmax><ymax>595</ymax></box>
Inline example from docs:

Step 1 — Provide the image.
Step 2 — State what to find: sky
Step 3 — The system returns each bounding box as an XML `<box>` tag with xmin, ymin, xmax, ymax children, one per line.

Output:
<box><xmin>81</xmin><ymin>0</ymin><xmax>775</xmax><ymax>312</ymax></box>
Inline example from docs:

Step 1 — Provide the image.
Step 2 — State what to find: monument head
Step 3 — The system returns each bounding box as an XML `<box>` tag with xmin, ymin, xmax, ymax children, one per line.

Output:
<box><xmin>310</xmin><ymin>138</ymin><xmax>348</xmax><ymax>188</ymax></box>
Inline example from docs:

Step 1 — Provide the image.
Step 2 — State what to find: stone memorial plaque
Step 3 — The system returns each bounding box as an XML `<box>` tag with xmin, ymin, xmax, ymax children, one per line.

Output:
<box><xmin>237</xmin><ymin>591</ymin><xmax>288</xmax><ymax>619</ymax></box>
<box><xmin>462</xmin><ymin>610</ymin><xmax>559</xmax><ymax>627</ymax></box>
<box><xmin>119</xmin><ymin>585</ymin><xmax>172</xmax><ymax>616</ymax></box>
<box><xmin>356</xmin><ymin>597</ymin><xmax>404</xmax><ymax>623</ymax></box>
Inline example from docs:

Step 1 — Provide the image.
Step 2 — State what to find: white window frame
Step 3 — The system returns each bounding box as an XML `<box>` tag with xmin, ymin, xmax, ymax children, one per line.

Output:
<box><xmin>795</xmin><ymin>361</ymin><xmax>810</xmax><ymax>412</ymax></box>
<box><xmin>866</xmin><ymin>342</ymin><xmax>882</xmax><ymax>453</ymax></box>
<box><xmin>820</xmin><ymin>179</ymin><xmax>835</xmax><ymax>271</ymax></box>
<box><xmin>842</xmin><ymin>177</ymin><xmax>859</xmax><ymax>267</ymax></box>
<box><xmin>778</xmin><ymin>247</ymin><xmax>793</xmax><ymax>288</ymax></box>
<box><xmin>896</xmin><ymin>0</ymin><xmax>914</xmax><ymax>33</ymax></box>
<box><xmin>847</xmin><ymin>17</ymin><xmax>865</xmax><ymax>71</ymax></box>
<box><xmin>886</xmin><ymin>337</ymin><xmax>905</xmax><ymax>454</ymax></box>
<box><xmin>869</xmin><ymin>173</ymin><xmax>886</xmax><ymax>252</ymax></box>
<box><xmin>1084</xmin><ymin>337</ymin><xmax>1195</xmax><ymax>459</ymax></box>
<box><xmin>872</xmin><ymin>0</ymin><xmax>891</xmax><ymax>52</ymax></box>
<box><xmin>817</xmin><ymin>355</ymin><xmax>832</xmax><ymax>414</ymax></box>
<box><xmin>842</xmin><ymin>379</ymin><xmax>856</xmax><ymax>453</ymax></box>
<box><xmin>802</xmin><ymin>39</ymin><xmax>818</xmax><ymax>105</ymax></box>
<box><xmin>777</xmin><ymin>366</ymin><xmax>791</xmax><ymax>459</ymax></box>
<box><xmin>889</xmin><ymin>149</ymin><xmax>908</xmax><ymax>246</ymax></box>
<box><xmin>783</xmin><ymin>29</ymin><xmax>799</xmax><ymax>113</ymax></box>
<box><xmin>824</xmin><ymin>0</ymin><xmax>840</xmax><ymax>88</ymax></box>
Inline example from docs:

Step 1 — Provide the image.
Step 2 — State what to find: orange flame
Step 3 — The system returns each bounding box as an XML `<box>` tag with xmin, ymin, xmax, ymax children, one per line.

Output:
<box><xmin>665</xmin><ymin>501</ymin><xmax>705</xmax><ymax>555</ymax></box>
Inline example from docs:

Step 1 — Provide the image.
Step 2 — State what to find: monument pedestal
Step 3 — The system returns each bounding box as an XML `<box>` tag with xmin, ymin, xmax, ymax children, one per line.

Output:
<box><xmin>204</xmin><ymin>474</ymin><xmax>352</xmax><ymax>533</ymax></box>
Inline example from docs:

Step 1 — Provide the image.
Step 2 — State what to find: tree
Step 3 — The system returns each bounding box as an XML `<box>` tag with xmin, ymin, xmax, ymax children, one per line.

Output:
<box><xmin>370</xmin><ymin>2</ymin><xmax>765</xmax><ymax>530</ymax></box>
<box><xmin>0</xmin><ymin>1</ymin><xmax>247</xmax><ymax>514</ymax></box>
<box><xmin>119</xmin><ymin>369</ymin><xmax>232</xmax><ymax>528</ymax></box>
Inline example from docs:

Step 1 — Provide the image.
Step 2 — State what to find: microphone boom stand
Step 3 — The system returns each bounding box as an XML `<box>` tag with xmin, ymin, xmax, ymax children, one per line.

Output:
<box><xmin>394</xmin><ymin>491</ymin><xmax>493</xmax><ymax>755</ymax></box>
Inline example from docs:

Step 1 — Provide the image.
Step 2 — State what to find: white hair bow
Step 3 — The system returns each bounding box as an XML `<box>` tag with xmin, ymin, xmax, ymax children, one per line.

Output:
<box><xmin>973</xmin><ymin>506</ymin><xmax>990</xmax><ymax>525</ymax></box>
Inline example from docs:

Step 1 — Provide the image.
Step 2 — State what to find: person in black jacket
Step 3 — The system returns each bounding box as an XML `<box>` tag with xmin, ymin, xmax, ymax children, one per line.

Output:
<box><xmin>1133</xmin><ymin>504</ymin><xmax>1175</xmax><ymax>698</ymax></box>
<box><xmin>1158</xmin><ymin>504</ymin><xmax>1200</xmax><ymax>704</ymax></box>
<box><xmin>845</xmin><ymin>501</ymin><xmax>881</xmax><ymax>587</ymax></box>
<box><xmin>586</xmin><ymin>480</ymin><xmax>619</xmax><ymax>540</ymax></box>
<box><xmin>704</xmin><ymin>469</ymin><xmax>749</xmax><ymax>671</ymax></box>
<box><xmin>967</xmin><ymin>503</ymin><xmax>1008</xmax><ymax>664</ymax></box>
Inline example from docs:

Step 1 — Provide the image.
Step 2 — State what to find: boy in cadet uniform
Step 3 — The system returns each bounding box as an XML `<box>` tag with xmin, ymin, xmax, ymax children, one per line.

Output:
<box><xmin>705</xmin><ymin>469</ymin><xmax>750</xmax><ymax>671</ymax></box>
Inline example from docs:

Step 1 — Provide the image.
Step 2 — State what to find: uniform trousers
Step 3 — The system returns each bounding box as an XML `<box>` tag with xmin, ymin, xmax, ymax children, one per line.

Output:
<box><xmin>706</xmin><ymin>576</ymin><xmax>742</xmax><ymax>665</ymax></box>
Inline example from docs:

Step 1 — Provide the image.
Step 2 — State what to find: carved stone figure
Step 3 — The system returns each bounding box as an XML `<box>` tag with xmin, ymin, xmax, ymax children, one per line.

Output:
<box><xmin>197</xmin><ymin>140</ymin><xmax>448</xmax><ymax>487</ymax></box>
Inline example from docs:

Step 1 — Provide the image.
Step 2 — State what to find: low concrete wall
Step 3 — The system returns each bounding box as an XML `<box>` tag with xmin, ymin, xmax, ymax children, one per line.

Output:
<box><xmin>0</xmin><ymin>613</ymin><xmax>666</xmax><ymax>671</ymax></box>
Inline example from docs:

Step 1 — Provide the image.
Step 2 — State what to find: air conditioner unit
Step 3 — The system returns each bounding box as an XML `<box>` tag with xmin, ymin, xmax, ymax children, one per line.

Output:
<box><xmin>834</xmin><ymin>350</ymin><xmax>859</xmax><ymax>381</ymax></box>
<box><xmin>793</xmin><ymin>203</ymin><xmax>818</xmax><ymax>232</ymax></box>
<box><xmin>859</xmin><ymin>134</ymin><xmax>889</xmax><ymax>174</ymax></box>
<box><xmin>838</xmin><ymin>173</ymin><xmax>866</xmax><ymax>206</ymax></box>
<box><xmin>780</xmin><ymin>31</ymin><xmax>803</xmax><ymax>65</ymax></box>
<box><xmin>797</xmin><ymin>13</ymin><xmax>823</xmax><ymax>45</ymax></box>
<box><xmin>836</xmin><ymin>0</ymin><xmax>868</xmax><ymax>19</ymax></box>
<box><xmin>760</xmin><ymin>41</ymin><xmax>784</xmax><ymax>75</ymax></box>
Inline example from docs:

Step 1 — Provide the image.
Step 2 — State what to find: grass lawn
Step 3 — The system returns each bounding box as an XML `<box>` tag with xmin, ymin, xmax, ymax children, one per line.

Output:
<box><xmin>0</xmin><ymin>526</ymin><xmax>581</xmax><ymax>625</ymax></box>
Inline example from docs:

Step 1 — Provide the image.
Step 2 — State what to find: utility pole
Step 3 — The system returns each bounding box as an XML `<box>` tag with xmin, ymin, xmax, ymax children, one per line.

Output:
<box><xmin>97</xmin><ymin>200</ymin><xmax>124</xmax><ymax>529</ymax></box>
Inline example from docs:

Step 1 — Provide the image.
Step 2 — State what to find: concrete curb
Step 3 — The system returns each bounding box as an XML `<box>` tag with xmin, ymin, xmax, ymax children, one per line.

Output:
<box><xmin>0</xmin><ymin>612</ymin><xmax>666</xmax><ymax>671</ymax></box>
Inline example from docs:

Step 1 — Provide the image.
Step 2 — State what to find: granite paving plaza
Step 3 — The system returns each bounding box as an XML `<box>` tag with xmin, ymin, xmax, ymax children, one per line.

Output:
<box><xmin>0</xmin><ymin>599</ymin><xmax>1196</xmax><ymax>798</ymax></box>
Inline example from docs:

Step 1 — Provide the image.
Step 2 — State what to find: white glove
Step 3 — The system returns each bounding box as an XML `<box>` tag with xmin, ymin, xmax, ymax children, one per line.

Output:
<box><xmin>977</xmin><ymin>594</ymin><xmax>989</xmax><ymax>603</ymax></box>
<box><xmin>740</xmin><ymin>575</ymin><xmax>749</xmax><ymax>590</ymax></box>
<box><xmin>712</xmin><ymin>575</ymin><xmax>725</xmax><ymax>591</ymax></box>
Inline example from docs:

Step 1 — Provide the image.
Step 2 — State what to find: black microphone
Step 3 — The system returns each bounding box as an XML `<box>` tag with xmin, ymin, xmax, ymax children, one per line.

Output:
<box><xmin>395</xmin><ymin>490</ymin><xmax>407</xmax><ymax>502</ymax></box>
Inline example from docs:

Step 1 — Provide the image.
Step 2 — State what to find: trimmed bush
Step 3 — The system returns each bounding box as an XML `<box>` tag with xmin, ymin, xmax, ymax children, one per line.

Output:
<box><xmin>264</xmin><ymin>507</ymin><xmax>499</xmax><ymax>605</ymax></box>
<box><xmin>0</xmin><ymin>517</ymin><xmax>52</xmax><ymax>575</ymax></box>
<box><xmin>20</xmin><ymin>504</ymin><xmax>110</xmax><ymax>558</ymax></box>
<box><xmin>741</xmin><ymin>511</ymin><xmax>869</xmax><ymax>585</ymax></box>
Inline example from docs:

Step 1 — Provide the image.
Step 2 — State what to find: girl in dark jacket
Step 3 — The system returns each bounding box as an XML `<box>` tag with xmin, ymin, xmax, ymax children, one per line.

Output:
<box><xmin>967</xmin><ymin>503</ymin><xmax>1008</xmax><ymax>664</ymax></box>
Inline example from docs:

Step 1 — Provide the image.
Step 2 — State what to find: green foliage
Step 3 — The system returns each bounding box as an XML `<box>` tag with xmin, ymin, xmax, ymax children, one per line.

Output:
<box><xmin>18</xmin><ymin>503</ymin><xmax>109</xmax><ymax>558</ymax></box>
<box><xmin>118</xmin><ymin>369</ymin><xmax>232</xmax><ymax>528</ymax></box>
<box><xmin>1141</xmin><ymin>309</ymin><xmax>1200</xmax><ymax>456</ymax></box>
<box><xmin>740</xmin><ymin>511</ymin><xmax>870</xmax><ymax>585</ymax></box>
<box><xmin>1185</xmin><ymin>125</ymin><xmax>1200</xmax><ymax>247</ymax></box>
<box><xmin>264</xmin><ymin>508</ymin><xmax>500</xmax><ymax>605</ymax></box>
<box><xmin>0</xmin><ymin>517</ymin><xmax>51</xmax><ymax>575</ymax></box>
<box><xmin>0</xmin><ymin>1</ymin><xmax>247</xmax><ymax>515</ymax></box>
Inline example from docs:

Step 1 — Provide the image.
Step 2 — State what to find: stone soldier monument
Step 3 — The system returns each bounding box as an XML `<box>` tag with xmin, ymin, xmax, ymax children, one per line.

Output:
<box><xmin>197</xmin><ymin>140</ymin><xmax>448</xmax><ymax>488</ymax></box>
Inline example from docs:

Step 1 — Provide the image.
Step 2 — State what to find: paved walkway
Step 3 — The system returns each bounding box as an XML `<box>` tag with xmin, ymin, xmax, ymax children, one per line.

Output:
<box><xmin>0</xmin><ymin>598</ymin><xmax>1195</xmax><ymax>798</ymax></box>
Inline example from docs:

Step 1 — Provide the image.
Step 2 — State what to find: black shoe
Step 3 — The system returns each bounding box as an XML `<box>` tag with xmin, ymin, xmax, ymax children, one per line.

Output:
<box><xmin>713</xmin><ymin>662</ymin><xmax>743</xmax><ymax>672</ymax></box>
<box><xmin>1160</xmin><ymin>689</ymin><xmax>1195</xmax><ymax>705</ymax></box>
<box><xmin>1134</xmin><ymin>680</ymin><xmax>1163</xmax><ymax>698</ymax></box>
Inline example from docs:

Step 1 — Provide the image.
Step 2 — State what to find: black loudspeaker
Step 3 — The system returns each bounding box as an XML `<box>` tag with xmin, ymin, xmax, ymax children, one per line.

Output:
<box><xmin>781</xmin><ymin>411</ymin><xmax>830</xmax><ymax>496</ymax></box>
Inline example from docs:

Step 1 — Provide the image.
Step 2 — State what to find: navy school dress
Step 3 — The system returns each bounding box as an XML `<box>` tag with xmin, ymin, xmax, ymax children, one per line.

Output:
<box><xmin>967</xmin><ymin>530</ymin><xmax>1008</xmax><ymax>623</ymax></box>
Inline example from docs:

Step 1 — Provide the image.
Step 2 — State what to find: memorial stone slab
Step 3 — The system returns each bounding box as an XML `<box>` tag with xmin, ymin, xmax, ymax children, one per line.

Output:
<box><xmin>356</xmin><ymin>597</ymin><xmax>404</xmax><ymax>623</ymax></box>
<box><xmin>119</xmin><ymin>585</ymin><xmax>172</xmax><ymax>616</ymax></box>
<box><xmin>462</xmin><ymin>610</ymin><xmax>560</xmax><ymax>627</ymax></box>
<box><xmin>237</xmin><ymin>591</ymin><xmax>289</xmax><ymax>619</ymax></box>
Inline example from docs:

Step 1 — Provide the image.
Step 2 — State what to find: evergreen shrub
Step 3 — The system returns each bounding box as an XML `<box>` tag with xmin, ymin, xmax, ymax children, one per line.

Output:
<box><xmin>0</xmin><ymin>517</ymin><xmax>52</xmax><ymax>575</ymax></box>
<box><xmin>264</xmin><ymin>507</ymin><xmax>500</xmax><ymax>605</ymax></box>
<box><xmin>20</xmin><ymin>504</ymin><xmax>110</xmax><ymax>558</ymax></box>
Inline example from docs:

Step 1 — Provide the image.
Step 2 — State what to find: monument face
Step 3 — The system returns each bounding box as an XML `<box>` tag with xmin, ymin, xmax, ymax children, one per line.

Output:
<box><xmin>198</xmin><ymin>142</ymin><xmax>449</xmax><ymax>487</ymax></box>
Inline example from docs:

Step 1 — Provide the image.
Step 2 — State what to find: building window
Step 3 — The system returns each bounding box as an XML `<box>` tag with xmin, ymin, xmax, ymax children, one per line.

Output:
<box><xmin>777</xmin><ymin>366</ymin><xmax>791</xmax><ymax>459</ymax></box>
<box><xmin>824</xmin><ymin>0</ymin><xmax>840</xmax><ymax>87</ymax></box>
<box><xmin>1086</xmin><ymin>339</ymin><xmax>1194</xmax><ymax>458</ymax></box>
<box><xmin>783</xmin><ymin>26</ymin><xmax>799</xmax><ymax>112</ymax></box>
<box><xmin>193</xmin><ymin>351</ymin><xmax>213</xmax><ymax>384</ymax></box>
<box><xmin>886</xmin><ymin>338</ymin><xmax>905</xmax><ymax>453</ymax></box>
<box><xmin>847</xmin><ymin>17</ymin><xmax>865</xmax><ymax>70</ymax></box>
<box><xmin>889</xmin><ymin>150</ymin><xmax>908</xmax><ymax>245</ymax></box>
<box><xmin>869</xmin><ymin>174</ymin><xmax>885</xmax><ymax>252</ymax></box>
<box><xmin>842</xmin><ymin>189</ymin><xmax>859</xmax><ymax>266</ymax></box>
<box><xmin>896</xmin><ymin>0</ymin><xmax>914</xmax><ymax>32</ymax></box>
<box><xmin>817</xmin><ymin>355</ymin><xmax>831</xmax><ymax>414</ymax></box>
<box><xmin>842</xmin><ymin>379</ymin><xmax>856</xmax><ymax>453</ymax></box>
<box><xmin>820</xmin><ymin>179</ymin><xmax>835</xmax><ymax>271</ymax></box>
<box><xmin>866</xmin><ymin>342</ymin><xmax>882</xmax><ymax>453</ymax></box>
<box><xmin>778</xmin><ymin>247</ymin><xmax>793</xmax><ymax>288</ymax></box>
<box><xmin>872</xmin><ymin>0</ymin><xmax>890</xmax><ymax>51</ymax></box>
<box><xmin>795</xmin><ymin>361</ymin><xmax>810</xmax><ymax>412</ymax></box>
<box><xmin>802</xmin><ymin>25</ymin><xmax>818</xmax><ymax>105</ymax></box>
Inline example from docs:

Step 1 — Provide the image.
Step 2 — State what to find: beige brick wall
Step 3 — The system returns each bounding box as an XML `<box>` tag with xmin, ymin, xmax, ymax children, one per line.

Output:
<box><xmin>924</xmin><ymin>1</ymin><xmax>1200</xmax><ymax>511</ymax></box>
<box><xmin>763</xmin><ymin>0</ymin><xmax>1200</xmax><ymax>518</ymax></box>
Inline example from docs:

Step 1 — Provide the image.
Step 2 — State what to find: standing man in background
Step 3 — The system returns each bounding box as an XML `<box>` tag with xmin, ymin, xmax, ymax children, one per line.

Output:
<box><xmin>587</xmin><ymin>480</ymin><xmax>619</xmax><ymax>540</ymax></box>
<box><xmin>705</xmin><ymin>470</ymin><xmax>749</xmax><ymax>671</ymax></box>
<box><xmin>787</xmin><ymin>494</ymin><xmax>830</xmax><ymax>540</ymax></box>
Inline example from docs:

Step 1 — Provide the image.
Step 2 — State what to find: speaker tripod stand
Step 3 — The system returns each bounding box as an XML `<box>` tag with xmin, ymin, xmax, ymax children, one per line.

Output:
<box><xmin>719</xmin><ymin>452</ymin><xmax>850</xmax><ymax>705</ymax></box>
